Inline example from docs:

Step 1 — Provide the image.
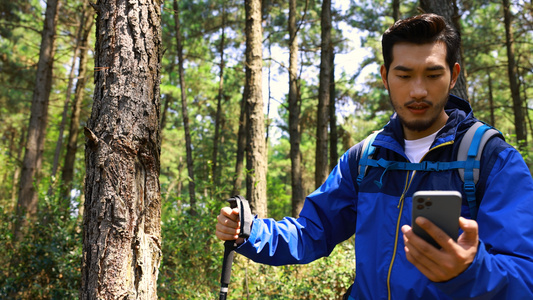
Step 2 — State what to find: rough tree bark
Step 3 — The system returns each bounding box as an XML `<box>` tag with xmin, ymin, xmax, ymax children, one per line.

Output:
<box><xmin>419</xmin><ymin>0</ymin><xmax>468</xmax><ymax>100</ymax></box>
<box><xmin>316</xmin><ymin>0</ymin><xmax>332</xmax><ymax>189</ymax></box>
<box><xmin>244</xmin><ymin>0</ymin><xmax>268</xmax><ymax>217</ymax></box>
<box><xmin>81</xmin><ymin>0</ymin><xmax>162</xmax><ymax>298</ymax></box>
<box><xmin>14</xmin><ymin>0</ymin><xmax>60</xmax><ymax>242</ymax></box>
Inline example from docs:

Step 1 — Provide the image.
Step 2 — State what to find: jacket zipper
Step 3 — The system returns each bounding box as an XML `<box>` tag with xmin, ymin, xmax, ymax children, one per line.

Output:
<box><xmin>385</xmin><ymin>140</ymin><xmax>454</xmax><ymax>299</ymax></box>
<box><xmin>387</xmin><ymin>172</ymin><xmax>412</xmax><ymax>300</ymax></box>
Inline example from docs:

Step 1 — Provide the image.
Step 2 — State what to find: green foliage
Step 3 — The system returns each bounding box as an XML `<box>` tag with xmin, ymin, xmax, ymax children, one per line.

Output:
<box><xmin>226</xmin><ymin>239</ymin><xmax>354</xmax><ymax>300</ymax></box>
<box><xmin>158</xmin><ymin>199</ymin><xmax>222</xmax><ymax>299</ymax></box>
<box><xmin>0</xmin><ymin>193</ymin><xmax>82</xmax><ymax>299</ymax></box>
<box><xmin>267</xmin><ymin>139</ymin><xmax>292</xmax><ymax>219</ymax></box>
<box><xmin>157</xmin><ymin>196</ymin><xmax>354</xmax><ymax>299</ymax></box>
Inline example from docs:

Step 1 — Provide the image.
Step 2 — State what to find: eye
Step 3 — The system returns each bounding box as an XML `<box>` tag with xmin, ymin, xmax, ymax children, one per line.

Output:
<box><xmin>428</xmin><ymin>73</ymin><xmax>443</xmax><ymax>79</ymax></box>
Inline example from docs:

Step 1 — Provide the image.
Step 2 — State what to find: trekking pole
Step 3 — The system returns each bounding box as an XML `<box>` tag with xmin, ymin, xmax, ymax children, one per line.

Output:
<box><xmin>219</xmin><ymin>195</ymin><xmax>252</xmax><ymax>300</ymax></box>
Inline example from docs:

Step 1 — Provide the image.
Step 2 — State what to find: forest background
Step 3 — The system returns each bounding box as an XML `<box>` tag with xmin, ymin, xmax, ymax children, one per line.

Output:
<box><xmin>0</xmin><ymin>0</ymin><xmax>532</xmax><ymax>299</ymax></box>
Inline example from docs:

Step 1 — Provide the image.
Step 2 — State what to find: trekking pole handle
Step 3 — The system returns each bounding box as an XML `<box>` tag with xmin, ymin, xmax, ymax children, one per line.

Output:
<box><xmin>219</xmin><ymin>195</ymin><xmax>252</xmax><ymax>300</ymax></box>
<box><xmin>220</xmin><ymin>240</ymin><xmax>236</xmax><ymax>300</ymax></box>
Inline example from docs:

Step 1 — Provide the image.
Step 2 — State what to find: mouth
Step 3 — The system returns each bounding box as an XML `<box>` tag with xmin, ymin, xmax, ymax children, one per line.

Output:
<box><xmin>406</xmin><ymin>101</ymin><xmax>431</xmax><ymax>114</ymax></box>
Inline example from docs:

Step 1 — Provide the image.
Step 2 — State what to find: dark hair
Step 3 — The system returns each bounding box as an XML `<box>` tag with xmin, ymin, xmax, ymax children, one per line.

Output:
<box><xmin>382</xmin><ymin>14</ymin><xmax>461</xmax><ymax>73</ymax></box>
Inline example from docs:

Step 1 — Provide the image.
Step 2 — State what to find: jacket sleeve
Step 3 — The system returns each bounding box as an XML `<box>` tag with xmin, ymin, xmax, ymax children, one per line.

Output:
<box><xmin>435</xmin><ymin>146</ymin><xmax>533</xmax><ymax>298</ymax></box>
<box><xmin>236</xmin><ymin>150</ymin><xmax>358</xmax><ymax>265</ymax></box>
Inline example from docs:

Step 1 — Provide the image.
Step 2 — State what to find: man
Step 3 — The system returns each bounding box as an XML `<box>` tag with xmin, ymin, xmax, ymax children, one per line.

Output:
<box><xmin>216</xmin><ymin>14</ymin><xmax>533</xmax><ymax>299</ymax></box>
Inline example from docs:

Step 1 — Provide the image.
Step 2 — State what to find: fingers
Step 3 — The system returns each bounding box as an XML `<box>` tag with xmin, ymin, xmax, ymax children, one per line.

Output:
<box><xmin>221</xmin><ymin>206</ymin><xmax>240</xmax><ymax>221</ymax></box>
<box><xmin>402</xmin><ymin>224</ymin><xmax>448</xmax><ymax>281</ymax></box>
<box><xmin>216</xmin><ymin>207</ymin><xmax>241</xmax><ymax>241</ymax></box>
<box><xmin>416</xmin><ymin>217</ymin><xmax>455</xmax><ymax>251</ymax></box>
<box><xmin>402</xmin><ymin>217</ymin><xmax>480</xmax><ymax>282</ymax></box>
<box><xmin>402</xmin><ymin>224</ymin><xmax>440</xmax><ymax>264</ymax></box>
<box><xmin>458</xmin><ymin>217</ymin><xmax>479</xmax><ymax>246</ymax></box>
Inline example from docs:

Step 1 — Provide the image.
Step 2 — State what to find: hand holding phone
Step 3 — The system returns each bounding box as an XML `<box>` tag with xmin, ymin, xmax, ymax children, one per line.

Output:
<box><xmin>411</xmin><ymin>190</ymin><xmax>462</xmax><ymax>248</ymax></box>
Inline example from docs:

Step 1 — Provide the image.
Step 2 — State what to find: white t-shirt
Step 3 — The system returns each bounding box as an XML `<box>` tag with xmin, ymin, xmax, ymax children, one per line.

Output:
<box><xmin>404</xmin><ymin>130</ymin><xmax>440</xmax><ymax>163</ymax></box>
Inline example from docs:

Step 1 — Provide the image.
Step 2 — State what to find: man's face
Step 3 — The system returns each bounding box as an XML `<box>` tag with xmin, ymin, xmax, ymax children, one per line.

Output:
<box><xmin>380</xmin><ymin>41</ymin><xmax>460</xmax><ymax>140</ymax></box>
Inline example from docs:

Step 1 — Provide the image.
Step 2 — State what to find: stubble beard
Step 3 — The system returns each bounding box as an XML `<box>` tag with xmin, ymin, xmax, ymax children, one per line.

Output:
<box><xmin>389</xmin><ymin>91</ymin><xmax>449</xmax><ymax>133</ymax></box>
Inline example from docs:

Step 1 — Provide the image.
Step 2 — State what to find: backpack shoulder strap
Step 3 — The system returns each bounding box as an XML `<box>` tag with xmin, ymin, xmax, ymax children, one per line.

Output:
<box><xmin>350</xmin><ymin>122</ymin><xmax>503</xmax><ymax>220</ymax></box>
<box><xmin>457</xmin><ymin>121</ymin><xmax>503</xmax><ymax>220</ymax></box>
<box><xmin>356</xmin><ymin>130</ymin><xmax>381</xmax><ymax>186</ymax></box>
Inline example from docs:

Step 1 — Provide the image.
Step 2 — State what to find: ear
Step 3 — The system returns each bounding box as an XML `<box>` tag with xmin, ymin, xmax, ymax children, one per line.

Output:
<box><xmin>450</xmin><ymin>63</ymin><xmax>460</xmax><ymax>89</ymax></box>
<box><xmin>380</xmin><ymin>65</ymin><xmax>389</xmax><ymax>90</ymax></box>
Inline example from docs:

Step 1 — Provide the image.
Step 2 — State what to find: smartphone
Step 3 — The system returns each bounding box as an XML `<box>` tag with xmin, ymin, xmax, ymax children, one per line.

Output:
<box><xmin>411</xmin><ymin>190</ymin><xmax>462</xmax><ymax>248</ymax></box>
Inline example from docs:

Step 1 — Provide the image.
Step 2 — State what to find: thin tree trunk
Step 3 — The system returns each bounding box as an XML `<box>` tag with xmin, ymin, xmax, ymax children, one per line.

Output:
<box><xmin>50</xmin><ymin>6</ymin><xmax>93</xmax><ymax>201</ymax></box>
<box><xmin>212</xmin><ymin>7</ymin><xmax>226</xmax><ymax>190</ymax></box>
<box><xmin>288</xmin><ymin>0</ymin><xmax>304</xmax><ymax>217</ymax></box>
<box><xmin>265</xmin><ymin>18</ymin><xmax>272</xmax><ymax>146</ymax></box>
<box><xmin>525</xmin><ymin>93</ymin><xmax>532</xmax><ymax>143</ymax></box>
<box><xmin>244</xmin><ymin>0</ymin><xmax>267</xmax><ymax>217</ymax></box>
<box><xmin>61</xmin><ymin>8</ymin><xmax>95</xmax><ymax>202</ymax></box>
<box><xmin>160</xmin><ymin>62</ymin><xmax>176</xmax><ymax>134</ymax></box>
<box><xmin>49</xmin><ymin>49</ymin><xmax>76</xmax><ymax>195</ymax></box>
<box><xmin>315</xmin><ymin>0</ymin><xmax>331</xmax><ymax>189</ymax></box>
<box><xmin>502</xmin><ymin>0</ymin><xmax>527</xmax><ymax>150</ymax></box>
<box><xmin>522</xmin><ymin>65</ymin><xmax>532</xmax><ymax>141</ymax></box>
<box><xmin>160</xmin><ymin>94</ymin><xmax>170</xmax><ymax>133</ymax></box>
<box><xmin>419</xmin><ymin>0</ymin><xmax>468</xmax><ymax>100</ymax></box>
<box><xmin>80</xmin><ymin>0</ymin><xmax>162</xmax><ymax>298</ymax></box>
<box><xmin>487</xmin><ymin>71</ymin><xmax>495</xmax><ymax>127</ymax></box>
<box><xmin>232</xmin><ymin>92</ymin><xmax>247</xmax><ymax>196</ymax></box>
<box><xmin>329</xmin><ymin>52</ymin><xmax>338</xmax><ymax>171</ymax></box>
<box><xmin>14</xmin><ymin>0</ymin><xmax>60</xmax><ymax>242</ymax></box>
<box><xmin>392</xmin><ymin>0</ymin><xmax>400</xmax><ymax>21</ymax></box>
<box><xmin>173</xmin><ymin>0</ymin><xmax>196</xmax><ymax>215</ymax></box>
<box><xmin>11</xmin><ymin>126</ymin><xmax>26</xmax><ymax>211</ymax></box>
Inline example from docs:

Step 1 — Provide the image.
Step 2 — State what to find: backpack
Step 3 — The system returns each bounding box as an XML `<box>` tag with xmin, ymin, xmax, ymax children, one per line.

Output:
<box><xmin>351</xmin><ymin>121</ymin><xmax>503</xmax><ymax>220</ymax></box>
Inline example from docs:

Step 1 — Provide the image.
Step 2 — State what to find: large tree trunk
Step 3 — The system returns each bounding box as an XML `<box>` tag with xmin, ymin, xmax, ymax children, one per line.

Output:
<box><xmin>419</xmin><ymin>0</ymin><xmax>468</xmax><ymax>100</ymax></box>
<box><xmin>13</xmin><ymin>0</ymin><xmax>60</xmax><ymax>242</ymax></box>
<box><xmin>502</xmin><ymin>0</ymin><xmax>527</xmax><ymax>150</ymax></box>
<box><xmin>288</xmin><ymin>0</ymin><xmax>304</xmax><ymax>217</ymax></box>
<box><xmin>244</xmin><ymin>0</ymin><xmax>267</xmax><ymax>217</ymax></box>
<box><xmin>173</xmin><ymin>0</ymin><xmax>196</xmax><ymax>215</ymax></box>
<box><xmin>315</xmin><ymin>0</ymin><xmax>331</xmax><ymax>189</ymax></box>
<box><xmin>81</xmin><ymin>0</ymin><xmax>162</xmax><ymax>298</ymax></box>
<box><xmin>61</xmin><ymin>8</ymin><xmax>94</xmax><ymax>202</ymax></box>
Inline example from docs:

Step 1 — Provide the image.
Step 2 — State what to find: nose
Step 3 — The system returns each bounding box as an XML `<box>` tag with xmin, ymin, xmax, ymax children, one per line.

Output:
<box><xmin>409</xmin><ymin>78</ymin><xmax>428</xmax><ymax>100</ymax></box>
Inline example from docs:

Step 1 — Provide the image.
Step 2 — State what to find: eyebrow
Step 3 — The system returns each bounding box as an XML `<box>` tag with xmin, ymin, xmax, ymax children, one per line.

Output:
<box><xmin>392</xmin><ymin>65</ymin><xmax>446</xmax><ymax>71</ymax></box>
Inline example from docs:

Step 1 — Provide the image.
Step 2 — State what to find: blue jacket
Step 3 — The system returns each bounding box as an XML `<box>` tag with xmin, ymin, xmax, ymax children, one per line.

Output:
<box><xmin>237</xmin><ymin>95</ymin><xmax>533</xmax><ymax>299</ymax></box>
